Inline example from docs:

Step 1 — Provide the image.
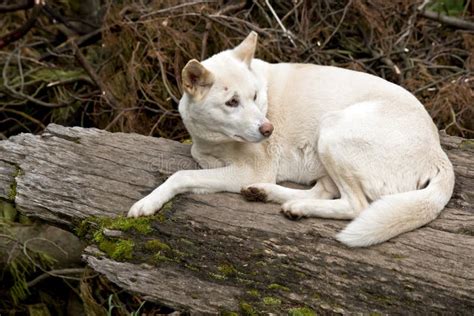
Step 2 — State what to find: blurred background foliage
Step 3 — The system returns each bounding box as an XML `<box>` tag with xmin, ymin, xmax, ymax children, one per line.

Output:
<box><xmin>0</xmin><ymin>0</ymin><xmax>473</xmax><ymax>140</ymax></box>
<box><xmin>0</xmin><ymin>1</ymin><xmax>473</xmax><ymax>314</ymax></box>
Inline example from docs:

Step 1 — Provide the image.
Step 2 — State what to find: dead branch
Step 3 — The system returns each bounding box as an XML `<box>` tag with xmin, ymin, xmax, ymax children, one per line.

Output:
<box><xmin>419</xmin><ymin>9</ymin><xmax>474</xmax><ymax>30</ymax></box>
<box><xmin>0</xmin><ymin>0</ymin><xmax>34</xmax><ymax>13</ymax></box>
<box><xmin>71</xmin><ymin>40</ymin><xmax>119</xmax><ymax>110</ymax></box>
<box><xmin>0</xmin><ymin>2</ymin><xmax>42</xmax><ymax>49</ymax></box>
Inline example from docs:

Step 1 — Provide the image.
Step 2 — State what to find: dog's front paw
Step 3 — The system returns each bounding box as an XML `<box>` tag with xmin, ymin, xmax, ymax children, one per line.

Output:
<box><xmin>127</xmin><ymin>197</ymin><xmax>163</xmax><ymax>218</ymax></box>
<box><xmin>241</xmin><ymin>185</ymin><xmax>268</xmax><ymax>202</ymax></box>
<box><xmin>281</xmin><ymin>200</ymin><xmax>307</xmax><ymax>220</ymax></box>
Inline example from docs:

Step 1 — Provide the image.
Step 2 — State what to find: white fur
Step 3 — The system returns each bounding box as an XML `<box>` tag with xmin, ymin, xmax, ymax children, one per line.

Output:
<box><xmin>128</xmin><ymin>32</ymin><xmax>455</xmax><ymax>247</ymax></box>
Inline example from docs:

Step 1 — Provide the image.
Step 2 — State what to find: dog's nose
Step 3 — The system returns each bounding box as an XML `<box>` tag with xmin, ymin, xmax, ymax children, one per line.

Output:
<box><xmin>259</xmin><ymin>122</ymin><xmax>274</xmax><ymax>137</ymax></box>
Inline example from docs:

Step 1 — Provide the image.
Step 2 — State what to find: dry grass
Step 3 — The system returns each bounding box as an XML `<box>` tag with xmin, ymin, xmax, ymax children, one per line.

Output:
<box><xmin>0</xmin><ymin>0</ymin><xmax>472</xmax><ymax>139</ymax></box>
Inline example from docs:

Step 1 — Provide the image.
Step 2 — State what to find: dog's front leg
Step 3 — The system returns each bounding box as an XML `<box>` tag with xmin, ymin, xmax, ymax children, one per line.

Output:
<box><xmin>128</xmin><ymin>165</ymin><xmax>266</xmax><ymax>217</ymax></box>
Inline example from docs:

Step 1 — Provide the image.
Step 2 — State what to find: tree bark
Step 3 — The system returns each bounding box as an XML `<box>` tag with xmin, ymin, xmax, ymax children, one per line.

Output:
<box><xmin>0</xmin><ymin>124</ymin><xmax>472</xmax><ymax>314</ymax></box>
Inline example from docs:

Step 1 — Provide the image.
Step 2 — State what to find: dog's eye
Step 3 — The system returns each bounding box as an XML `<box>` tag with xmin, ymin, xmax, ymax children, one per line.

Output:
<box><xmin>225</xmin><ymin>97</ymin><xmax>239</xmax><ymax>107</ymax></box>
<box><xmin>253</xmin><ymin>92</ymin><xmax>257</xmax><ymax>101</ymax></box>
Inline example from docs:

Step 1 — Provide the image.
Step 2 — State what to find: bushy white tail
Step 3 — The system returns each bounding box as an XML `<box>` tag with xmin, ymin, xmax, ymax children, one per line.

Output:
<box><xmin>337</xmin><ymin>157</ymin><xmax>455</xmax><ymax>247</ymax></box>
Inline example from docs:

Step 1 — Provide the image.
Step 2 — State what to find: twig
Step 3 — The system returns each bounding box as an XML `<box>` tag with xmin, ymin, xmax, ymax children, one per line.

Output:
<box><xmin>419</xmin><ymin>9</ymin><xmax>474</xmax><ymax>30</ymax></box>
<box><xmin>302</xmin><ymin>0</ymin><xmax>353</xmax><ymax>54</ymax></box>
<box><xmin>2</xmin><ymin>108</ymin><xmax>45</xmax><ymax>129</ymax></box>
<box><xmin>154</xmin><ymin>51</ymin><xmax>180</xmax><ymax>103</ymax></box>
<box><xmin>103</xmin><ymin>107</ymin><xmax>141</xmax><ymax>131</ymax></box>
<box><xmin>319</xmin><ymin>0</ymin><xmax>353</xmax><ymax>50</ymax></box>
<box><xmin>201</xmin><ymin>21</ymin><xmax>212</xmax><ymax>61</ymax></box>
<box><xmin>444</xmin><ymin>104</ymin><xmax>474</xmax><ymax>137</ymax></box>
<box><xmin>27</xmin><ymin>268</ymin><xmax>86</xmax><ymax>287</ymax></box>
<box><xmin>371</xmin><ymin>50</ymin><xmax>401</xmax><ymax>76</ymax></box>
<box><xmin>0</xmin><ymin>0</ymin><xmax>34</xmax><ymax>13</ymax></box>
<box><xmin>417</xmin><ymin>0</ymin><xmax>431</xmax><ymax>11</ymax></box>
<box><xmin>140</xmin><ymin>0</ymin><xmax>213</xmax><ymax>20</ymax></box>
<box><xmin>201</xmin><ymin>1</ymin><xmax>246</xmax><ymax>60</ymax></box>
<box><xmin>41</xmin><ymin>3</ymin><xmax>85</xmax><ymax>35</ymax></box>
<box><xmin>2</xmin><ymin>48</ymin><xmax>74</xmax><ymax>108</ymax></box>
<box><xmin>413</xmin><ymin>70</ymin><xmax>467</xmax><ymax>94</ymax></box>
<box><xmin>39</xmin><ymin>28</ymin><xmax>103</xmax><ymax>61</ymax></box>
<box><xmin>264</xmin><ymin>0</ymin><xmax>297</xmax><ymax>47</ymax></box>
<box><xmin>71</xmin><ymin>40</ymin><xmax>119</xmax><ymax>109</ymax></box>
<box><xmin>0</xmin><ymin>1</ymin><xmax>43</xmax><ymax>49</ymax></box>
<box><xmin>202</xmin><ymin>14</ymin><xmax>269</xmax><ymax>35</ymax></box>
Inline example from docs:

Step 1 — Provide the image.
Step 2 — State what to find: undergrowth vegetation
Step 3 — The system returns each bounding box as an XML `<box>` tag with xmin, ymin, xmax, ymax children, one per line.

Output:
<box><xmin>0</xmin><ymin>0</ymin><xmax>473</xmax><ymax>139</ymax></box>
<box><xmin>0</xmin><ymin>0</ymin><xmax>473</xmax><ymax>314</ymax></box>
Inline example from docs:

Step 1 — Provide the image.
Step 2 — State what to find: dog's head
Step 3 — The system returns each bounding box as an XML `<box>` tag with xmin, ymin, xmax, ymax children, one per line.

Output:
<box><xmin>179</xmin><ymin>32</ymin><xmax>273</xmax><ymax>143</ymax></box>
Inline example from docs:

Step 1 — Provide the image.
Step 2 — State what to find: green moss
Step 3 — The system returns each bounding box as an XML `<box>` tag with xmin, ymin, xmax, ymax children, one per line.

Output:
<box><xmin>112</xmin><ymin>240</ymin><xmax>134</xmax><ymax>260</ymax></box>
<box><xmin>458</xmin><ymin>227</ymin><xmax>474</xmax><ymax>236</ymax></box>
<box><xmin>8</xmin><ymin>182</ymin><xmax>17</xmax><ymax>201</ymax></box>
<box><xmin>107</xmin><ymin>216</ymin><xmax>152</xmax><ymax>234</ymax></box>
<box><xmin>18</xmin><ymin>214</ymin><xmax>31</xmax><ymax>224</ymax></box>
<box><xmin>185</xmin><ymin>264</ymin><xmax>199</xmax><ymax>272</ymax></box>
<box><xmin>155</xmin><ymin>213</ymin><xmax>167</xmax><ymax>223</ymax></box>
<box><xmin>221</xmin><ymin>312</ymin><xmax>239</xmax><ymax>316</ymax></box>
<box><xmin>98</xmin><ymin>239</ymin><xmax>134</xmax><ymax>260</ymax></box>
<box><xmin>93</xmin><ymin>229</ymin><xmax>104</xmax><ymax>243</ymax></box>
<box><xmin>218</xmin><ymin>264</ymin><xmax>238</xmax><ymax>277</ymax></box>
<box><xmin>247</xmin><ymin>289</ymin><xmax>260</xmax><ymax>297</ymax></box>
<box><xmin>7</xmin><ymin>166</ymin><xmax>21</xmax><ymax>202</ymax></box>
<box><xmin>239</xmin><ymin>301</ymin><xmax>257</xmax><ymax>316</ymax></box>
<box><xmin>296</xmin><ymin>272</ymin><xmax>306</xmax><ymax>278</ymax></box>
<box><xmin>209</xmin><ymin>272</ymin><xmax>227</xmax><ymax>280</ymax></box>
<box><xmin>268</xmin><ymin>283</ymin><xmax>290</xmax><ymax>292</ymax></box>
<box><xmin>460</xmin><ymin>139</ymin><xmax>474</xmax><ymax>149</ymax></box>
<box><xmin>153</xmin><ymin>253</ymin><xmax>172</xmax><ymax>262</ymax></box>
<box><xmin>77</xmin><ymin>214</ymin><xmax>154</xmax><ymax>244</ymax></box>
<box><xmin>288</xmin><ymin>307</ymin><xmax>317</xmax><ymax>316</ymax></box>
<box><xmin>236</xmin><ymin>278</ymin><xmax>254</xmax><ymax>286</ymax></box>
<box><xmin>77</xmin><ymin>214</ymin><xmax>153</xmax><ymax>240</ymax></box>
<box><xmin>74</xmin><ymin>219</ymin><xmax>90</xmax><ymax>238</ymax></box>
<box><xmin>179</xmin><ymin>238</ymin><xmax>194</xmax><ymax>246</ymax></box>
<box><xmin>172</xmin><ymin>249</ymin><xmax>186</xmax><ymax>258</ymax></box>
<box><xmin>391</xmin><ymin>253</ymin><xmax>407</xmax><ymax>260</ymax></box>
<box><xmin>98</xmin><ymin>239</ymin><xmax>115</xmax><ymax>255</ymax></box>
<box><xmin>1</xmin><ymin>201</ymin><xmax>17</xmax><ymax>222</ymax></box>
<box><xmin>262</xmin><ymin>296</ymin><xmax>281</xmax><ymax>306</ymax></box>
<box><xmin>153</xmin><ymin>201</ymin><xmax>174</xmax><ymax>223</ymax></box>
<box><xmin>161</xmin><ymin>201</ymin><xmax>173</xmax><ymax>212</ymax></box>
<box><xmin>145</xmin><ymin>239</ymin><xmax>170</xmax><ymax>252</ymax></box>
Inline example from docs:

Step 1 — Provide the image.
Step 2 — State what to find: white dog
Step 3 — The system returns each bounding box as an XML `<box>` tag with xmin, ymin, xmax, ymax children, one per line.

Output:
<box><xmin>128</xmin><ymin>32</ymin><xmax>454</xmax><ymax>247</ymax></box>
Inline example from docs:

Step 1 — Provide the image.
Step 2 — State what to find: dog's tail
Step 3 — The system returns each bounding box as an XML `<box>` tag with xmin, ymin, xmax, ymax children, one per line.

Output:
<box><xmin>336</xmin><ymin>155</ymin><xmax>455</xmax><ymax>247</ymax></box>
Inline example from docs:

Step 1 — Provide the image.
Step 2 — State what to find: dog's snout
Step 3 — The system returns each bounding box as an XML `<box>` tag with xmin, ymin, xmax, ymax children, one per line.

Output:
<box><xmin>259</xmin><ymin>122</ymin><xmax>274</xmax><ymax>137</ymax></box>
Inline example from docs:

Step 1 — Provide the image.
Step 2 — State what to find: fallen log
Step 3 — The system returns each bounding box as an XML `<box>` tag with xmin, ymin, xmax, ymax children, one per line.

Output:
<box><xmin>0</xmin><ymin>124</ymin><xmax>472</xmax><ymax>314</ymax></box>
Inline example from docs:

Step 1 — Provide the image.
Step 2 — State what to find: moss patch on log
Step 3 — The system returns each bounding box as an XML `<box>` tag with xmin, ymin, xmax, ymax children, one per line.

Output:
<box><xmin>7</xmin><ymin>165</ymin><xmax>22</xmax><ymax>202</ymax></box>
<box><xmin>288</xmin><ymin>307</ymin><xmax>317</xmax><ymax>316</ymax></box>
<box><xmin>72</xmin><ymin>197</ymin><xmax>428</xmax><ymax>313</ymax></box>
<box><xmin>98</xmin><ymin>239</ymin><xmax>134</xmax><ymax>260</ymax></box>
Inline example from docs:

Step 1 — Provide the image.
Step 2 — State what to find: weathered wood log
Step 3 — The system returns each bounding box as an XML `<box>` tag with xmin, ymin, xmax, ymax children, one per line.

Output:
<box><xmin>0</xmin><ymin>124</ymin><xmax>472</xmax><ymax>314</ymax></box>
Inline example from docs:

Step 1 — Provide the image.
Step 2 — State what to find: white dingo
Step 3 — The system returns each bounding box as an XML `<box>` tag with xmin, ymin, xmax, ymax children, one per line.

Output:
<box><xmin>128</xmin><ymin>32</ymin><xmax>454</xmax><ymax>247</ymax></box>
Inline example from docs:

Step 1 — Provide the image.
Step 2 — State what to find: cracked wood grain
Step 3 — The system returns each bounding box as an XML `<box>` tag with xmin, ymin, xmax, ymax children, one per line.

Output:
<box><xmin>0</xmin><ymin>124</ymin><xmax>472</xmax><ymax>313</ymax></box>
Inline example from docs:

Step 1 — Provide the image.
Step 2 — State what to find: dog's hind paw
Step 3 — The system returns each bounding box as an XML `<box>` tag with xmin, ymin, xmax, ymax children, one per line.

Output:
<box><xmin>241</xmin><ymin>186</ymin><xmax>268</xmax><ymax>202</ymax></box>
<box><xmin>281</xmin><ymin>201</ymin><xmax>307</xmax><ymax>220</ymax></box>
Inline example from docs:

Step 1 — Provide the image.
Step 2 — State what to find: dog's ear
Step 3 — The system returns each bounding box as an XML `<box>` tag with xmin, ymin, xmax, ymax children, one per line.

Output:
<box><xmin>182</xmin><ymin>59</ymin><xmax>214</xmax><ymax>99</ymax></box>
<box><xmin>233</xmin><ymin>31</ymin><xmax>258</xmax><ymax>67</ymax></box>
